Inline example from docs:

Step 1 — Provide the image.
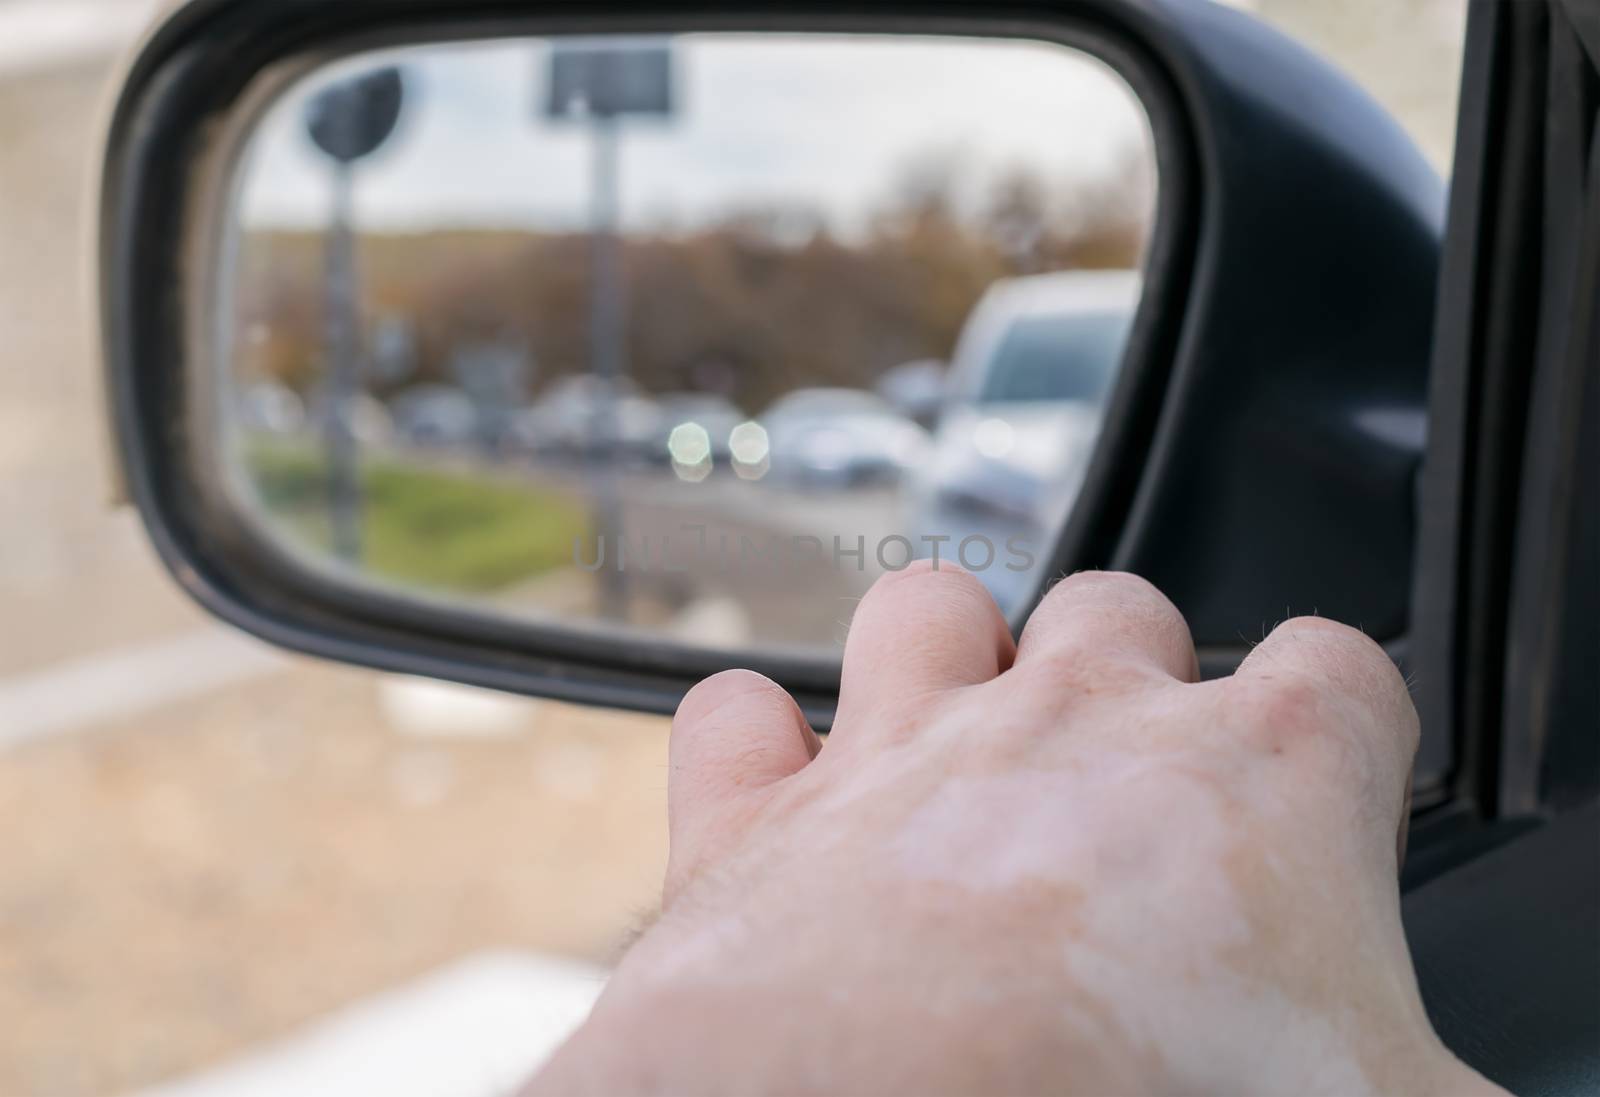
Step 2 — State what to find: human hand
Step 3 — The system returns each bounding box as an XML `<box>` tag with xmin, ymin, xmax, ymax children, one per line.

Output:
<box><xmin>530</xmin><ymin>566</ymin><xmax>1504</xmax><ymax>1096</ymax></box>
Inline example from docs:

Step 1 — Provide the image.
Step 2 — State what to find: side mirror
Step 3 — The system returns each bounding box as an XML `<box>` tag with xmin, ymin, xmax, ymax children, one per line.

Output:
<box><xmin>98</xmin><ymin>0</ymin><xmax>1442</xmax><ymax>751</ymax></box>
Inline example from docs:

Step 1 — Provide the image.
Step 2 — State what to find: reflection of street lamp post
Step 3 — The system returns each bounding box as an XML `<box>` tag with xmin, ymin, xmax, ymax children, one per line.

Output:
<box><xmin>305</xmin><ymin>67</ymin><xmax>404</xmax><ymax>563</ymax></box>
<box><xmin>546</xmin><ymin>41</ymin><xmax>673</xmax><ymax>620</ymax></box>
<box><xmin>588</xmin><ymin>108</ymin><xmax>623</xmax><ymax>457</ymax></box>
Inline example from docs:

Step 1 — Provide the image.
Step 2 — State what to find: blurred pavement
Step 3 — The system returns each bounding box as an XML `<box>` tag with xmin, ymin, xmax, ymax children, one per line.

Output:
<box><xmin>0</xmin><ymin>5</ymin><xmax>666</xmax><ymax>1095</ymax></box>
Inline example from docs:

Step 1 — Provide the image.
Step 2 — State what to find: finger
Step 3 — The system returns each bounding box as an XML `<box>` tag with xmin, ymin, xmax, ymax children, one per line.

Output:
<box><xmin>1012</xmin><ymin>570</ymin><xmax>1198</xmax><ymax>687</ymax></box>
<box><xmin>837</xmin><ymin>561</ymin><xmax>1015</xmax><ymax>720</ymax></box>
<box><xmin>1232</xmin><ymin>616</ymin><xmax>1418</xmax><ymax>859</ymax></box>
<box><xmin>668</xmin><ymin>670</ymin><xmax>819</xmax><ymax>856</ymax></box>
<box><xmin>1233</xmin><ymin>615</ymin><xmax>1417</xmax><ymax>763</ymax></box>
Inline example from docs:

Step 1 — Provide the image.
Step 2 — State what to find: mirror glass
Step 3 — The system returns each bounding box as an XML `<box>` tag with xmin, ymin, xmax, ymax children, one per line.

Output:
<box><xmin>218</xmin><ymin>32</ymin><xmax>1158</xmax><ymax>659</ymax></box>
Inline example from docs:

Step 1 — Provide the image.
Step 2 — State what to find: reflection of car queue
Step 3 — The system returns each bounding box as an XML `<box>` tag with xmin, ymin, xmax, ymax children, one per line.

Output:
<box><xmin>759</xmin><ymin>388</ymin><xmax>933</xmax><ymax>489</ymax></box>
<box><xmin>390</xmin><ymin>384</ymin><xmax>477</xmax><ymax>449</ymax></box>
<box><xmin>911</xmin><ymin>269</ymin><xmax>1140</xmax><ymax>614</ymax></box>
<box><xmin>238</xmin><ymin>381</ymin><xmax>306</xmax><ymax>436</ymax></box>
<box><xmin>499</xmin><ymin>375</ymin><xmax>942</xmax><ymax>484</ymax></box>
<box><xmin>306</xmin><ymin>387</ymin><xmax>395</xmax><ymax>448</ymax></box>
<box><xmin>508</xmin><ymin>375</ymin><xmax>663</xmax><ymax>464</ymax></box>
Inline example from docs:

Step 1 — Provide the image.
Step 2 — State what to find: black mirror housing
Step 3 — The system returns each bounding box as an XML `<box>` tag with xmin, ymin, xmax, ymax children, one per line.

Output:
<box><xmin>98</xmin><ymin>0</ymin><xmax>1442</xmax><ymax>780</ymax></box>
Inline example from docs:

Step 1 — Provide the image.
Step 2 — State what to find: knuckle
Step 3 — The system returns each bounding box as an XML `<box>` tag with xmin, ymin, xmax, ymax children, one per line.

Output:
<box><xmin>1273</xmin><ymin>612</ymin><xmax>1363</xmax><ymax>639</ymax></box>
<box><xmin>1229</xmin><ymin>671</ymin><xmax>1398</xmax><ymax>795</ymax></box>
<box><xmin>1034</xmin><ymin>571</ymin><xmax>1186</xmax><ymax>641</ymax></box>
<box><xmin>858</xmin><ymin>561</ymin><xmax>999</xmax><ymax>636</ymax></box>
<box><xmin>1232</xmin><ymin>672</ymin><xmax>1331</xmax><ymax>754</ymax></box>
<box><xmin>1043</xmin><ymin>569</ymin><xmax>1165</xmax><ymax>607</ymax></box>
<box><xmin>724</xmin><ymin>739</ymin><xmax>800</xmax><ymax>785</ymax></box>
<box><xmin>870</xmin><ymin>558</ymin><xmax>987</xmax><ymax>599</ymax></box>
<box><xmin>1264</xmin><ymin>616</ymin><xmax>1413</xmax><ymax>723</ymax></box>
<box><xmin>1269</xmin><ymin>615</ymin><xmax>1389</xmax><ymax>668</ymax></box>
<box><xmin>675</xmin><ymin>669</ymin><xmax>785</xmax><ymax>727</ymax></box>
<box><xmin>1026</xmin><ymin>570</ymin><xmax>1192</xmax><ymax>678</ymax></box>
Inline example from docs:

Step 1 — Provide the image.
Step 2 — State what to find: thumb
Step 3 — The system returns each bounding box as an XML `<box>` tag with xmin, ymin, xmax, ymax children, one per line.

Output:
<box><xmin>665</xmin><ymin>670</ymin><xmax>820</xmax><ymax>904</ymax></box>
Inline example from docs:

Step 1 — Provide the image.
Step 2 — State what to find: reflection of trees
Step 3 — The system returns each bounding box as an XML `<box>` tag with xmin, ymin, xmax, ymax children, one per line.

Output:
<box><xmin>235</xmin><ymin>154</ymin><xmax>1152</xmax><ymax>412</ymax></box>
<box><xmin>977</xmin><ymin>145</ymin><xmax>1156</xmax><ymax>274</ymax></box>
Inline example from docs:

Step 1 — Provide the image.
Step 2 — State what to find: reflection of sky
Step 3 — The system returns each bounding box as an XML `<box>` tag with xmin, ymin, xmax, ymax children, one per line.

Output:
<box><xmin>238</xmin><ymin>33</ymin><xmax>1152</xmax><ymax>235</ymax></box>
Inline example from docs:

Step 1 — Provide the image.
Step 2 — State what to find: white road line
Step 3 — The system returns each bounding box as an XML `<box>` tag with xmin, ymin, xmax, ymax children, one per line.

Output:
<box><xmin>128</xmin><ymin>951</ymin><xmax>606</xmax><ymax>1097</ymax></box>
<box><xmin>378</xmin><ymin>674</ymin><xmax>537</xmax><ymax>740</ymax></box>
<box><xmin>0</xmin><ymin>627</ymin><xmax>287</xmax><ymax>748</ymax></box>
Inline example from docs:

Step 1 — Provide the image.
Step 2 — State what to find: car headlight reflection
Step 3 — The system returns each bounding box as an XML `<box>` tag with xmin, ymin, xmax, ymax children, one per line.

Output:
<box><xmin>668</xmin><ymin>421</ymin><xmax>713</xmax><ymax>482</ymax></box>
<box><xmin>729</xmin><ymin>421</ymin><xmax>770</xmax><ymax>480</ymax></box>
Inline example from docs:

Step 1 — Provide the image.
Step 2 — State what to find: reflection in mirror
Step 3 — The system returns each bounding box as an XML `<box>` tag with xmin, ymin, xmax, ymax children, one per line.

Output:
<box><xmin>221</xmin><ymin>32</ymin><xmax>1157</xmax><ymax>659</ymax></box>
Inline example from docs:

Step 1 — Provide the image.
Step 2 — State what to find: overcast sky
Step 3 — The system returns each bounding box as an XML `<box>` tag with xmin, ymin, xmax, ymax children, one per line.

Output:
<box><xmin>237</xmin><ymin>33</ymin><xmax>1154</xmax><ymax>236</ymax></box>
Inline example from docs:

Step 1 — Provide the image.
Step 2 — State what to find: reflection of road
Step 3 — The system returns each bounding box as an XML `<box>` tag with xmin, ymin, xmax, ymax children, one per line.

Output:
<box><xmin>230</xmin><ymin>441</ymin><xmax>905</xmax><ymax>653</ymax></box>
<box><xmin>519</xmin><ymin>464</ymin><xmax>910</xmax><ymax>653</ymax></box>
<box><xmin>627</xmin><ymin>472</ymin><xmax>906</xmax><ymax>546</ymax></box>
<box><xmin>618</xmin><ymin>471</ymin><xmax>906</xmax><ymax>652</ymax></box>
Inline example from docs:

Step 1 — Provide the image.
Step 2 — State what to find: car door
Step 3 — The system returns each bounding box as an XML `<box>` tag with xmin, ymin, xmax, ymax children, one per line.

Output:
<box><xmin>1400</xmin><ymin>2</ymin><xmax>1599</xmax><ymax>1091</ymax></box>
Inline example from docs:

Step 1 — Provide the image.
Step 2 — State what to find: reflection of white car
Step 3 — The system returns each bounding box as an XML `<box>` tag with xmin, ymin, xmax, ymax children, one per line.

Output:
<box><xmin>390</xmin><ymin>384</ymin><xmax>477</xmax><ymax>448</ymax></box>
<box><xmin>307</xmin><ymin>389</ymin><xmax>395</xmax><ymax>448</ymax></box>
<box><xmin>912</xmin><ymin>270</ymin><xmax>1140</xmax><ymax>613</ymax></box>
<box><xmin>876</xmin><ymin>358</ymin><xmax>947</xmax><ymax>429</ymax></box>
<box><xmin>761</xmin><ymin>388</ymin><xmax>931</xmax><ymax>488</ymax></box>
<box><xmin>513</xmin><ymin>375</ymin><xmax>662</xmax><ymax>463</ymax></box>
<box><xmin>239</xmin><ymin>381</ymin><xmax>305</xmax><ymax>435</ymax></box>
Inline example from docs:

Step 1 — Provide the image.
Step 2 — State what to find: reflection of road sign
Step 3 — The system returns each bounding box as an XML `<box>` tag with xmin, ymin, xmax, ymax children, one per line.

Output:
<box><xmin>544</xmin><ymin>39</ymin><xmax>671</xmax><ymax>621</ymax></box>
<box><xmin>307</xmin><ymin>67</ymin><xmax>405</xmax><ymax>163</ymax></box>
<box><xmin>546</xmin><ymin>42</ymin><xmax>673</xmax><ymax>120</ymax></box>
<box><xmin>305</xmin><ymin>66</ymin><xmax>405</xmax><ymax>563</ymax></box>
